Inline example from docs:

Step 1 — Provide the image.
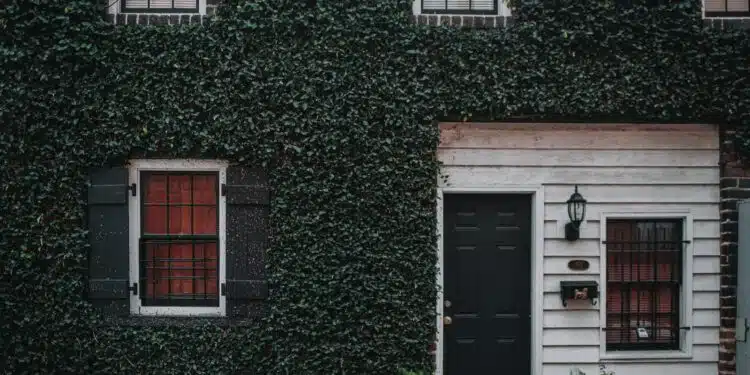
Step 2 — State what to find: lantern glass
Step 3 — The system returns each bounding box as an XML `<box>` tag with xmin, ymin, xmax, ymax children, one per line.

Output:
<box><xmin>566</xmin><ymin>187</ymin><xmax>587</xmax><ymax>224</ymax></box>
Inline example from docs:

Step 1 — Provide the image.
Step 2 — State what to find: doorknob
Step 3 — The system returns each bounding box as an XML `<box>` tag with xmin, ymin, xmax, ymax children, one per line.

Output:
<box><xmin>444</xmin><ymin>316</ymin><xmax>452</xmax><ymax>325</ymax></box>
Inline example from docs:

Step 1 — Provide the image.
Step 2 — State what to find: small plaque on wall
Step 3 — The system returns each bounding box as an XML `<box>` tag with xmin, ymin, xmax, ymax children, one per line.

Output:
<box><xmin>567</xmin><ymin>259</ymin><xmax>590</xmax><ymax>271</ymax></box>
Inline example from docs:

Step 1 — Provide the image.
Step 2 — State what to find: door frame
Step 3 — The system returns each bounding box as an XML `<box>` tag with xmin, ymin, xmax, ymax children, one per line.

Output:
<box><xmin>436</xmin><ymin>186</ymin><xmax>544</xmax><ymax>375</ymax></box>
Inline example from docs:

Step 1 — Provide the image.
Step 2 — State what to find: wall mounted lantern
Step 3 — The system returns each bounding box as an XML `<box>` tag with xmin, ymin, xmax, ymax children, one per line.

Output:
<box><xmin>565</xmin><ymin>185</ymin><xmax>587</xmax><ymax>241</ymax></box>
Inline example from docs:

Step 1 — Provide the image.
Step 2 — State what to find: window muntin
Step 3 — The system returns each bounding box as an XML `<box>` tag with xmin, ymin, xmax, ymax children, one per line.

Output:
<box><xmin>122</xmin><ymin>0</ymin><xmax>199</xmax><ymax>13</ymax></box>
<box><xmin>421</xmin><ymin>0</ymin><xmax>498</xmax><ymax>14</ymax></box>
<box><xmin>605</xmin><ymin>219</ymin><xmax>683</xmax><ymax>351</ymax></box>
<box><xmin>139</xmin><ymin>172</ymin><xmax>219</xmax><ymax>307</ymax></box>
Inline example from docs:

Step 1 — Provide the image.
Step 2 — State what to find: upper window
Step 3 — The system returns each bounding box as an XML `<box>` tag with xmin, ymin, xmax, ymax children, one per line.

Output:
<box><xmin>121</xmin><ymin>0</ymin><xmax>199</xmax><ymax>13</ymax></box>
<box><xmin>704</xmin><ymin>0</ymin><xmax>750</xmax><ymax>17</ymax></box>
<box><xmin>600</xmin><ymin>215</ymin><xmax>694</xmax><ymax>359</ymax></box>
<box><xmin>422</xmin><ymin>0</ymin><xmax>499</xmax><ymax>14</ymax></box>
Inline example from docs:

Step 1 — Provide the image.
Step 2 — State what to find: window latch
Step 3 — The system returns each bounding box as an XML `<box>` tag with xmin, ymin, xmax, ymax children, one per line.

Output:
<box><xmin>128</xmin><ymin>282</ymin><xmax>138</xmax><ymax>296</ymax></box>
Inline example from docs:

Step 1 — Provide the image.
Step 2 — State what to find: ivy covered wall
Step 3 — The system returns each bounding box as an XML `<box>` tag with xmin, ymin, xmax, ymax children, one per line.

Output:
<box><xmin>1</xmin><ymin>0</ymin><xmax>749</xmax><ymax>374</ymax></box>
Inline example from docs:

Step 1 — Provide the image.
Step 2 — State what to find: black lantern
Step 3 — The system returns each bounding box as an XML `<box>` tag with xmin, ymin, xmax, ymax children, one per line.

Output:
<box><xmin>565</xmin><ymin>185</ymin><xmax>587</xmax><ymax>241</ymax></box>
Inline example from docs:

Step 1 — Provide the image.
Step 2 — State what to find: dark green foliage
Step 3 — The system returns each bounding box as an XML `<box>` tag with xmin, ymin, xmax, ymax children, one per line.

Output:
<box><xmin>1</xmin><ymin>0</ymin><xmax>749</xmax><ymax>374</ymax></box>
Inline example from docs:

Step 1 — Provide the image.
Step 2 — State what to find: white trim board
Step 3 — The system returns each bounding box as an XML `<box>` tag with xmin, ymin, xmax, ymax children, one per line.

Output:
<box><xmin>436</xmin><ymin>185</ymin><xmax>544</xmax><ymax>375</ymax></box>
<box><xmin>128</xmin><ymin>159</ymin><xmax>228</xmax><ymax>317</ymax></box>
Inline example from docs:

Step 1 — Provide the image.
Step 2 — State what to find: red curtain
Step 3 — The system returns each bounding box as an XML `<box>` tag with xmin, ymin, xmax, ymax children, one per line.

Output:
<box><xmin>605</xmin><ymin>221</ymin><xmax>679</xmax><ymax>345</ymax></box>
<box><xmin>142</xmin><ymin>173</ymin><xmax>218</xmax><ymax>300</ymax></box>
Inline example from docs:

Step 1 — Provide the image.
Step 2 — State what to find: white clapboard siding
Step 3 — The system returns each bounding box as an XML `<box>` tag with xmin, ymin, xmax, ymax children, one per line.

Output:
<box><xmin>542</xmin><ymin>185</ymin><xmax>720</xmax><ymax>204</ymax></box>
<box><xmin>438</xmin><ymin>123</ymin><xmax>720</xmax><ymax>375</ymax></box>
<box><xmin>543</xmin><ymin>220</ymin><xmax>720</xmax><ymax>240</ymax></box>
<box><xmin>440</xmin><ymin>166</ymin><xmax>719</xmax><ymax>187</ymax></box>
<box><xmin>545</xmin><ymin>203</ymin><xmax>720</xmax><ymax>221</ymax></box>
<box><xmin>440</xmin><ymin>149</ymin><xmax>720</xmax><ymax>167</ymax></box>
<box><xmin>544</xmin><ymin>238</ymin><xmax>720</xmax><ymax>257</ymax></box>
<box><xmin>544</xmin><ymin>363</ymin><xmax>718</xmax><ymax>375</ymax></box>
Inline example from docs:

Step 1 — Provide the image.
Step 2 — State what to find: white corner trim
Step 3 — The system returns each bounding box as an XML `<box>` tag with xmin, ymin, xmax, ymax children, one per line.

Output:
<box><xmin>598</xmin><ymin>212</ymin><xmax>695</xmax><ymax>361</ymax></box>
<box><xmin>128</xmin><ymin>159</ymin><xmax>228</xmax><ymax>317</ymax></box>
<box><xmin>435</xmin><ymin>185</ymin><xmax>544</xmax><ymax>375</ymax></box>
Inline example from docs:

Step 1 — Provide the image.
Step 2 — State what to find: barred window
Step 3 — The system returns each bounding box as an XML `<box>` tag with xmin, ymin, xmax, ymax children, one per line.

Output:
<box><xmin>421</xmin><ymin>0</ymin><xmax>498</xmax><ymax>14</ymax></box>
<box><xmin>704</xmin><ymin>0</ymin><xmax>750</xmax><ymax>17</ymax></box>
<box><xmin>139</xmin><ymin>172</ymin><xmax>219</xmax><ymax>307</ymax></box>
<box><xmin>122</xmin><ymin>0</ymin><xmax>199</xmax><ymax>13</ymax></box>
<box><xmin>605</xmin><ymin>219</ymin><xmax>684</xmax><ymax>351</ymax></box>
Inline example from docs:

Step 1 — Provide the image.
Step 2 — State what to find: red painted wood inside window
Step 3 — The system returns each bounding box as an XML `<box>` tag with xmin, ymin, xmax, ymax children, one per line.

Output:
<box><xmin>141</xmin><ymin>173</ymin><xmax>219</xmax><ymax>301</ymax></box>
<box><xmin>605</xmin><ymin>220</ymin><xmax>681</xmax><ymax>347</ymax></box>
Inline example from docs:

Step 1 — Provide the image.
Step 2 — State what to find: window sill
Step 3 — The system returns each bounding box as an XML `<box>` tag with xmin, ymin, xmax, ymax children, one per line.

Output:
<box><xmin>600</xmin><ymin>350</ymin><xmax>692</xmax><ymax>362</ymax></box>
<box><xmin>98</xmin><ymin>315</ymin><xmax>261</xmax><ymax>328</ymax></box>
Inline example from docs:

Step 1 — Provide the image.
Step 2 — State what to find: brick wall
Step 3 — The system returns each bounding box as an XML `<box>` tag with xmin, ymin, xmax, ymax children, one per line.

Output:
<box><xmin>719</xmin><ymin>127</ymin><xmax>745</xmax><ymax>375</ymax></box>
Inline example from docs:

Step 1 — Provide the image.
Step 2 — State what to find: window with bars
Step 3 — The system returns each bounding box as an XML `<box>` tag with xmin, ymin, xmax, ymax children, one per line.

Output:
<box><xmin>421</xmin><ymin>0</ymin><xmax>498</xmax><ymax>14</ymax></box>
<box><xmin>705</xmin><ymin>0</ymin><xmax>750</xmax><ymax>17</ymax></box>
<box><xmin>139</xmin><ymin>172</ymin><xmax>220</xmax><ymax>307</ymax></box>
<box><xmin>605</xmin><ymin>219</ymin><xmax>684</xmax><ymax>351</ymax></box>
<box><xmin>122</xmin><ymin>0</ymin><xmax>199</xmax><ymax>13</ymax></box>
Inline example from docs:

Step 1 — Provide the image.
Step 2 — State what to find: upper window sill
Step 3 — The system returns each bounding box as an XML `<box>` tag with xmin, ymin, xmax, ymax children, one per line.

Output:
<box><xmin>600</xmin><ymin>350</ymin><xmax>692</xmax><ymax>362</ymax></box>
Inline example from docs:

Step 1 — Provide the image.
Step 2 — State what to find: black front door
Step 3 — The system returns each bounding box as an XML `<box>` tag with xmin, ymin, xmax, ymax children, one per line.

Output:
<box><xmin>443</xmin><ymin>193</ymin><xmax>532</xmax><ymax>375</ymax></box>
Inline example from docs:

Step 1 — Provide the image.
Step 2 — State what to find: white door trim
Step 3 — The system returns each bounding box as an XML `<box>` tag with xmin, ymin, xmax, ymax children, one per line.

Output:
<box><xmin>436</xmin><ymin>185</ymin><xmax>544</xmax><ymax>375</ymax></box>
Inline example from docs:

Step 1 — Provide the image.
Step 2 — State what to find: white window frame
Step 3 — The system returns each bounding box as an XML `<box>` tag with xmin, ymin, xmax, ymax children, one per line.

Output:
<box><xmin>128</xmin><ymin>159</ymin><xmax>228</xmax><ymax>317</ymax></box>
<box><xmin>108</xmin><ymin>0</ymin><xmax>207</xmax><ymax>16</ymax></box>
<box><xmin>598</xmin><ymin>212</ymin><xmax>694</xmax><ymax>361</ymax></box>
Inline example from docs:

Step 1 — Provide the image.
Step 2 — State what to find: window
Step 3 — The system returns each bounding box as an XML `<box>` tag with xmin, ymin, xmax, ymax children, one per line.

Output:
<box><xmin>600</xmin><ymin>215</ymin><xmax>693</xmax><ymax>358</ymax></box>
<box><xmin>87</xmin><ymin>160</ymin><xmax>269</xmax><ymax>319</ymax></box>
<box><xmin>121</xmin><ymin>0</ymin><xmax>200</xmax><ymax>13</ymax></box>
<box><xmin>130</xmin><ymin>160</ymin><xmax>226</xmax><ymax>316</ymax></box>
<box><xmin>704</xmin><ymin>0</ymin><xmax>750</xmax><ymax>17</ymax></box>
<box><xmin>421</xmin><ymin>0</ymin><xmax>498</xmax><ymax>14</ymax></box>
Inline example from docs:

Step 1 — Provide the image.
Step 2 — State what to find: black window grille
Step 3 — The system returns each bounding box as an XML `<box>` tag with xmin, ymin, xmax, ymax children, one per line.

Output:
<box><xmin>122</xmin><ymin>0</ymin><xmax>199</xmax><ymax>13</ymax></box>
<box><xmin>704</xmin><ymin>0</ymin><xmax>750</xmax><ymax>17</ymax></box>
<box><xmin>604</xmin><ymin>219</ymin><xmax>684</xmax><ymax>351</ymax></box>
<box><xmin>421</xmin><ymin>0</ymin><xmax>498</xmax><ymax>15</ymax></box>
<box><xmin>139</xmin><ymin>172</ymin><xmax>220</xmax><ymax>307</ymax></box>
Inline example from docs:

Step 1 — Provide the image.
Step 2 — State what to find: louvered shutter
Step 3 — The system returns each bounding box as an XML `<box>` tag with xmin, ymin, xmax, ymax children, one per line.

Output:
<box><xmin>224</xmin><ymin>167</ymin><xmax>270</xmax><ymax>318</ymax></box>
<box><xmin>87</xmin><ymin>167</ymin><xmax>132</xmax><ymax>317</ymax></box>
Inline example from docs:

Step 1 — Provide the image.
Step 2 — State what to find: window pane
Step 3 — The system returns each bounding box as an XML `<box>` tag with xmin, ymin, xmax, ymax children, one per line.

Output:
<box><xmin>705</xmin><ymin>0</ymin><xmax>726</xmax><ymax>11</ymax></box>
<box><xmin>728</xmin><ymin>0</ymin><xmax>749</xmax><ymax>11</ymax></box>
<box><xmin>446</xmin><ymin>0</ymin><xmax>471</xmax><ymax>10</ymax></box>
<box><xmin>149</xmin><ymin>0</ymin><xmax>172</xmax><ymax>9</ymax></box>
<box><xmin>124</xmin><ymin>0</ymin><xmax>148</xmax><ymax>8</ymax></box>
<box><xmin>141</xmin><ymin>240</ymin><xmax>219</xmax><ymax>305</ymax></box>
<box><xmin>173</xmin><ymin>0</ymin><xmax>197</xmax><ymax>8</ymax></box>
<box><xmin>193</xmin><ymin>175</ymin><xmax>217</xmax><ymax>204</ymax></box>
<box><xmin>193</xmin><ymin>206</ymin><xmax>217</xmax><ymax>234</ymax></box>
<box><xmin>472</xmin><ymin>0</ymin><xmax>494</xmax><ymax>10</ymax></box>
<box><xmin>423</xmin><ymin>0</ymin><xmax>446</xmax><ymax>10</ymax></box>
<box><xmin>142</xmin><ymin>172</ymin><xmax>218</xmax><ymax>235</ymax></box>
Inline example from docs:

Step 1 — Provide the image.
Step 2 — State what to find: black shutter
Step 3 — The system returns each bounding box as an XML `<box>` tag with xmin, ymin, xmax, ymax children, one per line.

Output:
<box><xmin>87</xmin><ymin>167</ymin><xmax>132</xmax><ymax>317</ymax></box>
<box><xmin>224</xmin><ymin>167</ymin><xmax>270</xmax><ymax>318</ymax></box>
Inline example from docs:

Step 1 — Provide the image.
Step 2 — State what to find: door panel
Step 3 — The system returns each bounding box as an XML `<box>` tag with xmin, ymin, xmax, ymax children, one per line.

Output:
<box><xmin>443</xmin><ymin>194</ymin><xmax>532</xmax><ymax>375</ymax></box>
<box><xmin>737</xmin><ymin>202</ymin><xmax>750</xmax><ymax>374</ymax></box>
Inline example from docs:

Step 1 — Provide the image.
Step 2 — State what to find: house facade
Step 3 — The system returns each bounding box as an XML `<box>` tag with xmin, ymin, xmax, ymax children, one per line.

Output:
<box><xmin>4</xmin><ymin>0</ymin><xmax>750</xmax><ymax>374</ymax></box>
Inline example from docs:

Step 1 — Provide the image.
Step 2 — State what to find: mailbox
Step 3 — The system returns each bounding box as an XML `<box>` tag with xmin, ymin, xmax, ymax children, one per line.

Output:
<box><xmin>560</xmin><ymin>280</ymin><xmax>598</xmax><ymax>307</ymax></box>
